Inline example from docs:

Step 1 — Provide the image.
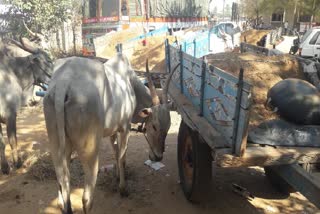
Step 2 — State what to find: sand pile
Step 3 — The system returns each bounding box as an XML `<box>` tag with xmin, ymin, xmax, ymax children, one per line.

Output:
<box><xmin>129</xmin><ymin>35</ymin><xmax>177</xmax><ymax>72</ymax></box>
<box><xmin>207</xmin><ymin>52</ymin><xmax>304</xmax><ymax>128</ymax></box>
<box><xmin>98</xmin><ymin>32</ymin><xmax>177</xmax><ymax>73</ymax></box>
<box><xmin>241</xmin><ymin>29</ymin><xmax>271</xmax><ymax>45</ymax></box>
<box><xmin>96</xmin><ymin>27</ymin><xmax>144</xmax><ymax>58</ymax></box>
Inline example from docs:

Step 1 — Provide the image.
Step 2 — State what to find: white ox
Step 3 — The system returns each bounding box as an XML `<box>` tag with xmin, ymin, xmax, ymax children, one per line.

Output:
<box><xmin>43</xmin><ymin>53</ymin><xmax>171</xmax><ymax>214</ymax></box>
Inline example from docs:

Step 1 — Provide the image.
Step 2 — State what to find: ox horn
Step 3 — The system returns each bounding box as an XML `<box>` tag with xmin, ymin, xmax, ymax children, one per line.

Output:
<box><xmin>162</xmin><ymin>63</ymin><xmax>180</xmax><ymax>104</ymax></box>
<box><xmin>20</xmin><ymin>36</ymin><xmax>39</xmax><ymax>54</ymax></box>
<box><xmin>22</xmin><ymin>20</ymin><xmax>45</xmax><ymax>42</ymax></box>
<box><xmin>8</xmin><ymin>38</ymin><xmax>25</xmax><ymax>50</ymax></box>
<box><xmin>146</xmin><ymin>59</ymin><xmax>160</xmax><ymax>105</ymax></box>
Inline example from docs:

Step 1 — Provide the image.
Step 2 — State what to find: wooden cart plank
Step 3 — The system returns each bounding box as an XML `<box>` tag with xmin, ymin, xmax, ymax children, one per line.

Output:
<box><xmin>234</xmin><ymin>106</ymin><xmax>251</xmax><ymax>157</ymax></box>
<box><xmin>268</xmin><ymin>164</ymin><xmax>320</xmax><ymax>209</ymax></box>
<box><xmin>168</xmin><ymin>81</ymin><xmax>229</xmax><ymax>149</ymax></box>
<box><xmin>214</xmin><ymin>145</ymin><xmax>320</xmax><ymax>167</ymax></box>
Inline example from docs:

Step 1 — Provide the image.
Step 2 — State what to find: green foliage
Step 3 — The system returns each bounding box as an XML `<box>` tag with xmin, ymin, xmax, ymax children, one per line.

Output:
<box><xmin>4</xmin><ymin>0</ymin><xmax>78</xmax><ymax>37</ymax></box>
<box><xmin>241</xmin><ymin>0</ymin><xmax>266</xmax><ymax>18</ymax></box>
<box><xmin>241</xmin><ymin>0</ymin><xmax>320</xmax><ymax>21</ymax></box>
<box><xmin>299</xmin><ymin>0</ymin><xmax>320</xmax><ymax>20</ymax></box>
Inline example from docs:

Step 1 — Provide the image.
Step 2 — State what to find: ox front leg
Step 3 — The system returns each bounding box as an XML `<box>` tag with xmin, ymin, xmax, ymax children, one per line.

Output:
<box><xmin>7</xmin><ymin>114</ymin><xmax>22</xmax><ymax>169</ymax></box>
<box><xmin>118</xmin><ymin>126</ymin><xmax>130</xmax><ymax>197</ymax></box>
<box><xmin>0</xmin><ymin>124</ymin><xmax>10</xmax><ymax>174</ymax></box>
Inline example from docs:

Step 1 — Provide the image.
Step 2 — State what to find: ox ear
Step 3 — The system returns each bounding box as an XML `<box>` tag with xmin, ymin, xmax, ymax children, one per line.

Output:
<box><xmin>29</xmin><ymin>54</ymin><xmax>39</xmax><ymax>64</ymax></box>
<box><xmin>166</xmin><ymin>101</ymin><xmax>176</xmax><ymax>111</ymax></box>
<box><xmin>138</xmin><ymin>108</ymin><xmax>152</xmax><ymax>118</ymax></box>
<box><xmin>20</xmin><ymin>37</ymin><xmax>39</xmax><ymax>54</ymax></box>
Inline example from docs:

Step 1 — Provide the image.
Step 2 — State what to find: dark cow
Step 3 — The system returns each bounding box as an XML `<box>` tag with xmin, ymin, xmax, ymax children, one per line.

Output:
<box><xmin>0</xmin><ymin>37</ymin><xmax>53</xmax><ymax>174</ymax></box>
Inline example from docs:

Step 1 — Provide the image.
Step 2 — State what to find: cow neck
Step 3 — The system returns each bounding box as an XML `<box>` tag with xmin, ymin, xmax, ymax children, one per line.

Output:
<box><xmin>130</xmin><ymin>72</ymin><xmax>153</xmax><ymax>124</ymax></box>
<box><xmin>130</xmin><ymin>72</ymin><xmax>153</xmax><ymax>108</ymax></box>
<box><xmin>9</xmin><ymin>56</ymin><xmax>34</xmax><ymax>91</ymax></box>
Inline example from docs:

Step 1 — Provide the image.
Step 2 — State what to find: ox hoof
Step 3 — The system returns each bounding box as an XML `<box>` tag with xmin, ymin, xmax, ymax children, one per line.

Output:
<box><xmin>1</xmin><ymin>161</ymin><xmax>10</xmax><ymax>174</ymax></box>
<box><xmin>119</xmin><ymin>187</ymin><xmax>129</xmax><ymax>197</ymax></box>
<box><xmin>62</xmin><ymin>210</ymin><xmax>73</xmax><ymax>214</ymax></box>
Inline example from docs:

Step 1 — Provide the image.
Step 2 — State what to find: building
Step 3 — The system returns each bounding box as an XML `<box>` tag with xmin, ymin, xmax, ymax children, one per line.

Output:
<box><xmin>261</xmin><ymin>5</ymin><xmax>319</xmax><ymax>33</ymax></box>
<box><xmin>82</xmin><ymin>0</ymin><xmax>209</xmax><ymax>55</ymax></box>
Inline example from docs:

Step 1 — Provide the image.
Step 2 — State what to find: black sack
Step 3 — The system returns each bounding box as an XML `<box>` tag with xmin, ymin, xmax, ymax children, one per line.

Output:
<box><xmin>266</xmin><ymin>78</ymin><xmax>320</xmax><ymax>125</ymax></box>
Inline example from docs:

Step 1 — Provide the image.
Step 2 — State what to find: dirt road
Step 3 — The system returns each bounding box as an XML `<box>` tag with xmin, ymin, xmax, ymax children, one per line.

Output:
<box><xmin>0</xmin><ymin>106</ymin><xmax>318</xmax><ymax>214</ymax></box>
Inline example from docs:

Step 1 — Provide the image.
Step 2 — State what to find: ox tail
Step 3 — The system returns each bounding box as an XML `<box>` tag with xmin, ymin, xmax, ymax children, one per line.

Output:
<box><xmin>54</xmin><ymin>81</ymin><xmax>68</xmax><ymax>167</ymax></box>
<box><xmin>54</xmin><ymin>80</ymin><xmax>72</xmax><ymax>213</ymax></box>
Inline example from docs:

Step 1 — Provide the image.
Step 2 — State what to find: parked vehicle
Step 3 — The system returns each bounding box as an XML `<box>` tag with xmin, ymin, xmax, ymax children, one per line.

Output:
<box><xmin>299</xmin><ymin>27</ymin><xmax>320</xmax><ymax>60</ymax></box>
<box><xmin>210</xmin><ymin>22</ymin><xmax>241</xmax><ymax>36</ymax></box>
<box><xmin>164</xmin><ymin>39</ymin><xmax>320</xmax><ymax>207</ymax></box>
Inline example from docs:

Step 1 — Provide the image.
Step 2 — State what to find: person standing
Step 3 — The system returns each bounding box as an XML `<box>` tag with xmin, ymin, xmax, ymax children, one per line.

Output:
<box><xmin>284</xmin><ymin>21</ymin><xmax>289</xmax><ymax>35</ymax></box>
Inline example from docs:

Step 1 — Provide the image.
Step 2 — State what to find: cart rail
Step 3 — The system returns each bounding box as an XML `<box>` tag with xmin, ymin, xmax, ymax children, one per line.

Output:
<box><xmin>165</xmin><ymin>39</ymin><xmax>252</xmax><ymax>156</ymax></box>
<box><xmin>266</xmin><ymin>164</ymin><xmax>320</xmax><ymax>208</ymax></box>
<box><xmin>214</xmin><ymin>145</ymin><xmax>320</xmax><ymax>167</ymax></box>
<box><xmin>167</xmin><ymin>40</ymin><xmax>320</xmax><ymax>208</ymax></box>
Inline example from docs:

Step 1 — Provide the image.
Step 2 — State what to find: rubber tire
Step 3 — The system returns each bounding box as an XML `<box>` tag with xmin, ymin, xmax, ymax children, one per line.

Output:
<box><xmin>177</xmin><ymin>120</ymin><xmax>212</xmax><ymax>202</ymax></box>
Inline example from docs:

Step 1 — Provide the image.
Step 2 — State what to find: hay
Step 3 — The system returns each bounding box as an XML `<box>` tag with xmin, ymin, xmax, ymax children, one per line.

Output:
<box><xmin>26</xmin><ymin>152</ymin><xmax>84</xmax><ymax>186</ymax></box>
<box><xmin>241</xmin><ymin>29</ymin><xmax>271</xmax><ymax>45</ymax></box>
<box><xmin>207</xmin><ymin>52</ymin><xmax>304</xmax><ymax>128</ymax></box>
<box><xmin>26</xmin><ymin>153</ymin><xmax>56</xmax><ymax>181</ymax></box>
<box><xmin>25</xmin><ymin>152</ymin><xmax>116</xmax><ymax>188</ymax></box>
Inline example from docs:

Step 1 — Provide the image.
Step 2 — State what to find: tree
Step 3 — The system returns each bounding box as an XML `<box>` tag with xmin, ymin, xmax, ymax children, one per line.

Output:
<box><xmin>69</xmin><ymin>0</ymin><xmax>82</xmax><ymax>54</ymax></box>
<box><xmin>241</xmin><ymin>0</ymin><xmax>266</xmax><ymax>26</ymax></box>
<box><xmin>213</xmin><ymin>6</ymin><xmax>218</xmax><ymax>15</ymax></box>
<box><xmin>299</xmin><ymin>0</ymin><xmax>320</xmax><ymax>25</ymax></box>
<box><xmin>5</xmin><ymin>0</ymin><xmax>71</xmax><ymax>37</ymax></box>
<box><xmin>241</xmin><ymin>0</ymin><xmax>320</xmax><ymax>26</ymax></box>
<box><xmin>158</xmin><ymin>0</ymin><xmax>203</xmax><ymax>17</ymax></box>
<box><xmin>3</xmin><ymin>0</ymin><xmax>83</xmax><ymax>54</ymax></box>
<box><xmin>224</xmin><ymin>4</ymin><xmax>231</xmax><ymax>17</ymax></box>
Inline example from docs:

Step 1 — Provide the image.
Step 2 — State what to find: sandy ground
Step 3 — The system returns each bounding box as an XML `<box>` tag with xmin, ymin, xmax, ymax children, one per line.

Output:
<box><xmin>0</xmin><ymin>105</ymin><xmax>319</xmax><ymax>214</ymax></box>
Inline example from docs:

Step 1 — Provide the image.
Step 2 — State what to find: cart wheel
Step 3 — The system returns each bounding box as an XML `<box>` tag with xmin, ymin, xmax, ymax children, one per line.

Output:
<box><xmin>177</xmin><ymin>120</ymin><xmax>212</xmax><ymax>202</ymax></box>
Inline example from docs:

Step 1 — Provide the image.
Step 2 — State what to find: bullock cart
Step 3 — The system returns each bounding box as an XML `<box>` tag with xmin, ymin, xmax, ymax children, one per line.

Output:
<box><xmin>164</xmin><ymin>40</ymin><xmax>320</xmax><ymax>207</ymax></box>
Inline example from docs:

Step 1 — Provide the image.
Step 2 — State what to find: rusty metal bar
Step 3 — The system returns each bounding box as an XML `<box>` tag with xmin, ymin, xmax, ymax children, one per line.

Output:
<box><xmin>232</xmin><ymin>68</ymin><xmax>244</xmax><ymax>154</ymax></box>
<box><xmin>200</xmin><ymin>57</ymin><xmax>207</xmax><ymax>116</ymax></box>
<box><xmin>179</xmin><ymin>45</ymin><xmax>184</xmax><ymax>94</ymax></box>
<box><xmin>165</xmin><ymin>39</ymin><xmax>171</xmax><ymax>74</ymax></box>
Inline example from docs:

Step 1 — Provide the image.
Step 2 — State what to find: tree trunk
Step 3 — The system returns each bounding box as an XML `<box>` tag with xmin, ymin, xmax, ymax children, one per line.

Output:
<box><xmin>310</xmin><ymin>0</ymin><xmax>316</xmax><ymax>28</ymax></box>
<box><xmin>72</xmin><ymin>25</ymin><xmax>77</xmax><ymax>55</ymax></box>
<box><xmin>293</xmin><ymin>0</ymin><xmax>298</xmax><ymax>29</ymax></box>
<box><xmin>55</xmin><ymin>30</ymin><xmax>61</xmax><ymax>51</ymax></box>
<box><xmin>61</xmin><ymin>23</ymin><xmax>66</xmax><ymax>52</ymax></box>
